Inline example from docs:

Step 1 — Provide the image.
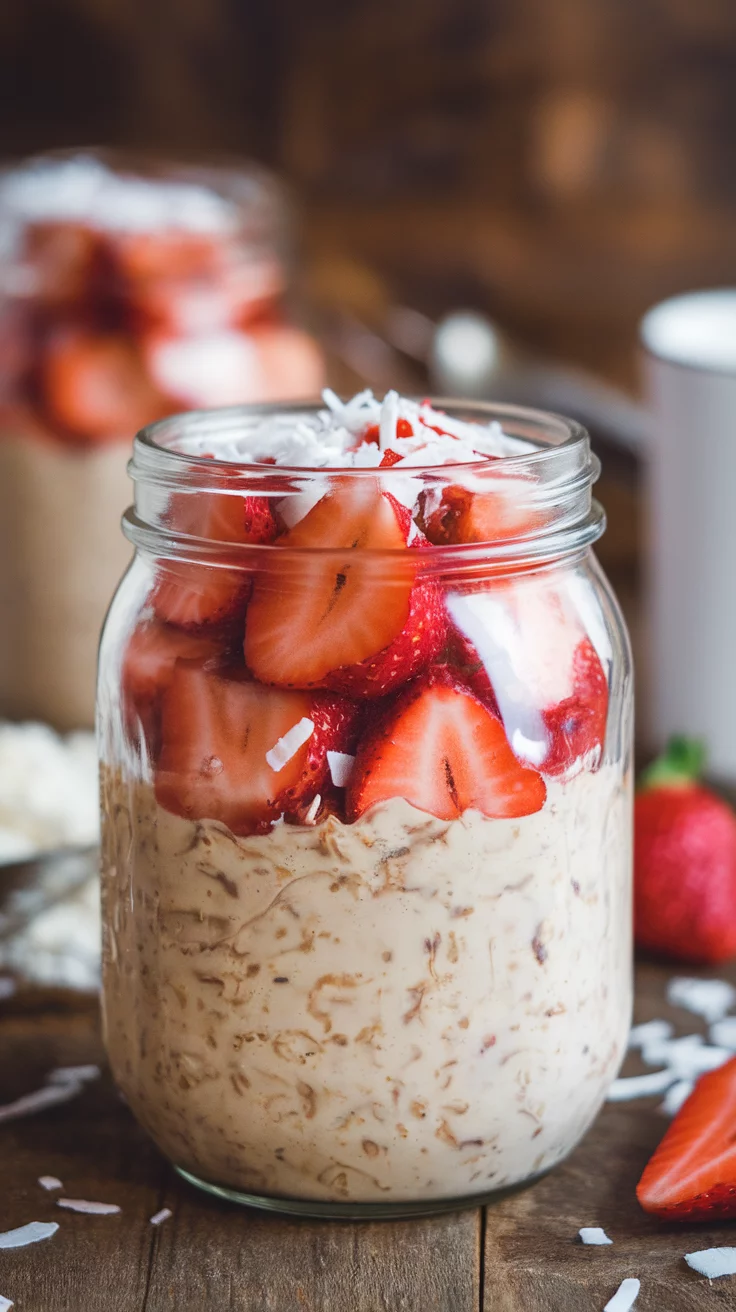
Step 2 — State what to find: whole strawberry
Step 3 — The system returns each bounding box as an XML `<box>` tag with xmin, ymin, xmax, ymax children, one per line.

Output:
<box><xmin>635</xmin><ymin>737</ymin><xmax>736</xmax><ymax>963</ymax></box>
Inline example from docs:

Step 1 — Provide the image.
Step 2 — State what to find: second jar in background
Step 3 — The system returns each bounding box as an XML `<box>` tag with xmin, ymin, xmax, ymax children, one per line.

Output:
<box><xmin>0</xmin><ymin>149</ymin><xmax>324</xmax><ymax>729</ymax></box>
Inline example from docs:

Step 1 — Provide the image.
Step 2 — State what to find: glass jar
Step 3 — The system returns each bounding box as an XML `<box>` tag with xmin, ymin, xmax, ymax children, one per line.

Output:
<box><xmin>98</xmin><ymin>398</ymin><xmax>633</xmax><ymax>1219</ymax></box>
<box><xmin>0</xmin><ymin>149</ymin><xmax>324</xmax><ymax>730</ymax></box>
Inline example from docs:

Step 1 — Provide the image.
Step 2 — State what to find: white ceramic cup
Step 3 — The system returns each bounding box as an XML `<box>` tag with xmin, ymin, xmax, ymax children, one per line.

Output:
<box><xmin>641</xmin><ymin>289</ymin><xmax>736</xmax><ymax>781</ymax></box>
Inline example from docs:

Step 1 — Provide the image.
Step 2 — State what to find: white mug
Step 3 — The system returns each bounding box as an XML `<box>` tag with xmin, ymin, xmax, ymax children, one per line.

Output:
<box><xmin>641</xmin><ymin>289</ymin><xmax>736</xmax><ymax>782</ymax></box>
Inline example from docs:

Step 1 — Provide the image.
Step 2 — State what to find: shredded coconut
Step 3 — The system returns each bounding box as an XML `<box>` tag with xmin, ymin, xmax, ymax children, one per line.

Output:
<box><xmin>579</xmin><ymin>1227</ymin><xmax>612</xmax><ymax>1245</ymax></box>
<box><xmin>265</xmin><ymin>718</ymin><xmax>314</xmax><ymax>773</ymax></box>
<box><xmin>606</xmin><ymin>1069</ymin><xmax>674</xmax><ymax>1101</ymax></box>
<box><xmin>0</xmin><ymin>1081</ymin><xmax>83</xmax><ymax>1124</ymax></box>
<box><xmin>57</xmin><ymin>1199</ymin><xmax>121</xmax><ymax>1216</ymax></box>
<box><xmin>658</xmin><ymin>1079</ymin><xmax>694</xmax><ymax>1116</ymax></box>
<box><xmin>0</xmin><ymin>1294</ymin><xmax>13</xmax><ymax>1310</ymax></box>
<box><xmin>38</xmin><ymin>1176</ymin><xmax>63</xmax><ymax>1191</ymax></box>
<box><xmin>0</xmin><ymin>1221</ymin><xmax>58</xmax><ymax>1249</ymax></box>
<box><xmin>710</xmin><ymin>1016</ymin><xmax>736</xmax><ymax>1050</ymax></box>
<box><xmin>47</xmin><ymin>1065</ymin><xmax>100</xmax><ymax>1086</ymax></box>
<box><xmin>603</xmin><ymin>1278</ymin><xmax>640</xmax><ymax>1311</ymax></box>
<box><xmin>641</xmin><ymin>1033</ymin><xmax>731</xmax><ymax>1080</ymax></box>
<box><xmin>327</xmin><ymin>751</ymin><xmax>356</xmax><ymax>789</ymax></box>
<box><xmin>150</xmin><ymin>1207</ymin><xmax>172</xmax><ymax>1226</ymax></box>
<box><xmin>685</xmin><ymin>1247</ymin><xmax>736</xmax><ymax>1279</ymax></box>
<box><xmin>0</xmin><ymin>721</ymin><xmax>98</xmax><ymax>864</ymax></box>
<box><xmin>667</xmin><ymin>977</ymin><xmax>736</xmax><ymax>1024</ymax></box>
<box><xmin>303</xmin><ymin>795</ymin><xmax>321</xmax><ymax>825</ymax></box>
<box><xmin>379</xmin><ymin>389</ymin><xmax>399</xmax><ymax>451</ymax></box>
<box><xmin>628</xmin><ymin>1019</ymin><xmax>673</xmax><ymax>1049</ymax></box>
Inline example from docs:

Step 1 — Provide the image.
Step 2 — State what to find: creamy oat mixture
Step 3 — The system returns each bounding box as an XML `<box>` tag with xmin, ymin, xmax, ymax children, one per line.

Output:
<box><xmin>101</xmin><ymin>764</ymin><xmax>631</xmax><ymax>1203</ymax></box>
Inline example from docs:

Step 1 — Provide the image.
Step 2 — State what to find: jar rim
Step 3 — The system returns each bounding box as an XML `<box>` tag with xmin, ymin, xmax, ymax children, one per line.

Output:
<box><xmin>134</xmin><ymin>396</ymin><xmax>591</xmax><ymax>481</ymax></box>
<box><xmin>126</xmin><ymin>398</ymin><xmax>604</xmax><ymax>567</ymax></box>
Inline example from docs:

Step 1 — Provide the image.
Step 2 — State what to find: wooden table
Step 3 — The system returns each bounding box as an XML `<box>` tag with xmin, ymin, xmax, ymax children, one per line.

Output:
<box><xmin>2</xmin><ymin>963</ymin><xmax>735</xmax><ymax>1311</ymax></box>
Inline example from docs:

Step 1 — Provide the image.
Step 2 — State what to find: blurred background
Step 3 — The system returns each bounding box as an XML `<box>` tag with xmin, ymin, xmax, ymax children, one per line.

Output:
<box><xmin>1</xmin><ymin>0</ymin><xmax>735</xmax><ymax>988</ymax></box>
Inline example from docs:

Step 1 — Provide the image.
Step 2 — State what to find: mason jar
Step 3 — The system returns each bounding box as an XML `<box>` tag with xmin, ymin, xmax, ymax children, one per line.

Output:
<box><xmin>98</xmin><ymin>396</ymin><xmax>633</xmax><ymax>1219</ymax></box>
<box><xmin>0</xmin><ymin>149</ymin><xmax>323</xmax><ymax>730</ymax></box>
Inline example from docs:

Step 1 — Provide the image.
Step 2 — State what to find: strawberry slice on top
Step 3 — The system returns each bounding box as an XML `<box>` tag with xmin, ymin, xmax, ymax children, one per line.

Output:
<box><xmin>421</xmin><ymin>479</ymin><xmax>538</xmax><ymax>547</ymax></box>
<box><xmin>637</xmin><ymin>1056</ymin><xmax>736</xmax><ymax>1221</ymax></box>
<box><xmin>244</xmin><ymin>479</ymin><xmax>444</xmax><ymax>696</ymax></box>
<box><xmin>155</xmin><ymin>662</ymin><xmax>359</xmax><ymax>834</ymax></box>
<box><xmin>347</xmin><ymin>667</ymin><xmax>546</xmax><ymax>822</ymax></box>
<box><xmin>152</xmin><ymin>480</ymin><xmax>278</xmax><ymax>630</ymax></box>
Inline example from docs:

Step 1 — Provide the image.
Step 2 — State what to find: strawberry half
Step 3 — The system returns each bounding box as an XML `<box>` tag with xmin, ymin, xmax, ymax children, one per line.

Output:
<box><xmin>41</xmin><ymin>329</ymin><xmax>169</xmax><ymax>443</ymax></box>
<box><xmin>155</xmin><ymin>662</ymin><xmax>359</xmax><ymax>834</ymax></box>
<box><xmin>637</xmin><ymin>1056</ymin><xmax>736</xmax><ymax>1220</ymax></box>
<box><xmin>634</xmin><ymin>738</ymin><xmax>736</xmax><ymax>963</ymax></box>
<box><xmin>347</xmin><ymin>667</ymin><xmax>546</xmax><ymax>822</ymax></box>
<box><xmin>152</xmin><ymin>483</ymin><xmax>278</xmax><ymax>630</ymax></box>
<box><xmin>447</xmin><ymin>581</ymin><xmax>608</xmax><ymax>775</ymax></box>
<box><xmin>244</xmin><ymin>480</ymin><xmax>444</xmax><ymax>696</ymax></box>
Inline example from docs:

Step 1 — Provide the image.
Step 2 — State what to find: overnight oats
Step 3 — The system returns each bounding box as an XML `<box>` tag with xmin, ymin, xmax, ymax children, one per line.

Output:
<box><xmin>0</xmin><ymin>150</ymin><xmax>323</xmax><ymax>728</ymax></box>
<box><xmin>98</xmin><ymin>392</ymin><xmax>633</xmax><ymax>1217</ymax></box>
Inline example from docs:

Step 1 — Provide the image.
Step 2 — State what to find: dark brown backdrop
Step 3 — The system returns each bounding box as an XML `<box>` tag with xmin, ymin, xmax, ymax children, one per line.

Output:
<box><xmin>2</xmin><ymin>0</ymin><xmax>736</xmax><ymax>383</ymax></box>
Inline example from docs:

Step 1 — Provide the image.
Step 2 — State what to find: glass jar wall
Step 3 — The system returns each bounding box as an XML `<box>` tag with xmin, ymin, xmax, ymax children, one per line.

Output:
<box><xmin>0</xmin><ymin>150</ymin><xmax>324</xmax><ymax>729</ymax></box>
<box><xmin>98</xmin><ymin>397</ymin><xmax>633</xmax><ymax>1218</ymax></box>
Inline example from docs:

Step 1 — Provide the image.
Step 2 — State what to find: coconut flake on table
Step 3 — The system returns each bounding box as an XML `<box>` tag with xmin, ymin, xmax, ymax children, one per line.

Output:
<box><xmin>150</xmin><ymin>1208</ymin><xmax>173</xmax><ymax>1227</ymax></box>
<box><xmin>603</xmin><ymin>1277</ymin><xmax>640</xmax><ymax>1311</ymax></box>
<box><xmin>0</xmin><ymin>1294</ymin><xmax>13</xmax><ymax>1310</ymax></box>
<box><xmin>667</xmin><ymin>977</ymin><xmax>736</xmax><ymax>1024</ymax></box>
<box><xmin>327</xmin><ymin>751</ymin><xmax>356</xmax><ymax>789</ymax></box>
<box><xmin>47</xmin><ymin>1065</ymin><xmax>100</xmax><ymax>1087</ymax></box>
<box><xmin>606</xmin><ymin>1069</ymin><xmax>675</xmax><ymax>1102</ymax></box>
<box><xmin>579</xmin><ymin>1227</ymin><xmax>612</xmax><ymax>1245</ymax></box>
<box><xmin>265</xmin><ymin>718</ymin><xmax>314</xmax><ymax>773</ymax></box>
<box><xmin>685</xmin><ymin>1247</ymin><xmax>736</xmax><ymax>1279</ymax></box>
<box><xmin>640</xmin><ymin>1033</ymin><xmax>731</xmax><ymax>1080</ymax></box>
<box><xmin>710</xmin><ymin>1016</ymin><xmax>736</xmax><ymax>1050</ymax></box>
<box><xmin>57</xmin><ymin>1199</ymin><xmax>121</xmax><ymax>1216</ymax></box>
<box><xmin>0</xmin><ymin>722</ymin><xmax>98</xmax><ymax>863</ymax></box>
<box><xmin>628</xmin><ymin>1019</ymin><xmax>674</xmax><ymax>1049</ymax></box>
<box><xmin>658</xmin><ymin>1079</ymin><xmax>694</xmax><ymax>1116</ymax></box>
<box><xmin>38</xmin><ymin>1176</ymin><xmax>63</xmax><ymax>1191</ymax></box>
<box><xmin>0</xmin><ymin>1221</ymin><xmax>59</xmax><ymax>1249</ymax></box>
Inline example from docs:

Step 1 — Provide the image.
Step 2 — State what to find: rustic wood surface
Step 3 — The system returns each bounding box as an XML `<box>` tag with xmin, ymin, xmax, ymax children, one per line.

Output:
<box><xmin>2</xmin><ymin>964</ymin><xmax>736</xmax><ymax>1311</ymax></box>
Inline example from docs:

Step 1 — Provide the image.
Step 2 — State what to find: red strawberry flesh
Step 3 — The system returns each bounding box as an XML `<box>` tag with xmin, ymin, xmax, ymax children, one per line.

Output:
<box><xmin>347</xmin><ymin>667</ymin><xmax>546</xmax><ymax>822</ymax></box>
<box><xmin>637</xmin><ymin>1056</ymin><xmax>736</xmax><ymax>1220</ymax></box>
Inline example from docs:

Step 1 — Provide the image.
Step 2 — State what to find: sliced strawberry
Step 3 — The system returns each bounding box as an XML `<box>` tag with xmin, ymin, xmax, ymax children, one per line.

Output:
<box><xmin>379</xmin><ymin>449</ymin><xmax>403</xmax><ymax>468</ymax></box>
<box><xmin>121</xmin><ymin>620</ymin><xmax>223</xmax><ymax>752</ymax></box>
<box><xmin>325</xmin><ymin>576</ymin><xmax>447</xmax><ymax>698</ymax></box>
<box><xmin>152</xmin><ymin>486</ymin><xmax>278</xmax><ymax>630</ymax></box>
<box><xmin>42</xmin><ymin>329</ymin><xmax>169</xmax><ymax>443</ymax></box>
<box><xmin>26</xmin><ymin>221</ymin><xmax>108</xmax><ymax>309</ymax></box>
<box><xmin>422</xmin><ymin>480</ymin><xmax>537</xmax><ymax>546</ymax></box>
<box><xmin>347</xmin><ymin>667</ymin><xmax>547</xmax><ymax>822</ymax></box>
<box><xmin>443</xmin><ymin>628</ymin><xmax>500</xmax><ymax>716</ymax></box>
<box><xmin>637</xmin><ymin>1057</ymin><xmax>736</xmax><ymax>1221</ymax></box>
<box><xmin>446</xmin><ymin>580</ymin><xmax>608</xmax><ymax>775</ymax></box>
<box><xmin>245</xmin><ymin>480</ymin><xmax>418</xmax><ymax>690</ymax></box>
<box><xmin>154</xmin><ymin>662</ymin><xmax>358</xmax><ymax>833</ymax></box>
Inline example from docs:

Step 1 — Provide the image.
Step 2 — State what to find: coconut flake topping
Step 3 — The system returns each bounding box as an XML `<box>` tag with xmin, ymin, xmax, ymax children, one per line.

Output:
<box><xmin>579</xmin><ymin>1227</ymin><xmax>612</xmax><ymax>1245</ymax></box>
<box><xmin>0</xmin><ymin>1221</ymin><xmax>59</xmax><ymax>1250</ymax></box>
<box><xmin>603</xmin><ymin>1278</ymin><xmax>640</xmax><ymax>1311</ymax></box>
<box><xmin>685</xmin><ymin>1247</ymin><xmax>736</xmax><ymax>1279</ymax></box>
<box><xmin>150</xmin><ymin>1208</ymin><xmax>173</xmax><ymax>1226</ymax></box>
<box><xmin>178</xmin><ymin>389</ymin><xmax>515</xmax><ymax>469</ymax></box>
<box><xmin>327</xmin><ymin>751</ymin><xmax>356</xmax><ymax>789</ymax></box>
<box><xmin>265</xmin><ymin>719</ymin><xmax>314</xmax><ymax>773</ymax></box>
<box><xmin>38</xmin><ymin>1176</ymin><xmax>63</xmax><ymax>1192</ymax></box>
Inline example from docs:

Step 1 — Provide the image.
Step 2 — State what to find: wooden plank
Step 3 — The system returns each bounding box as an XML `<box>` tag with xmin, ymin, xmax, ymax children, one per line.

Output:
<box><xmin>0</xmin><ymin>1007</ymin><xmax>480</xmax><ymax>1312</ymax></box>
<box><xmin>482</xmin><ymin>962</ymin><xmax>736</xmax><ymax>1311</ymax></box>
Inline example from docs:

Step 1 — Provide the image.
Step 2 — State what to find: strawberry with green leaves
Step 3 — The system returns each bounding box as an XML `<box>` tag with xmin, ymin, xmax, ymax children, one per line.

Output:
<box><xmin>635</xmin><ymin>738</ymin><xmax>736</xmax><ymax>964</ymax></box>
